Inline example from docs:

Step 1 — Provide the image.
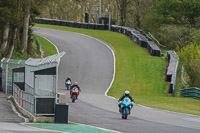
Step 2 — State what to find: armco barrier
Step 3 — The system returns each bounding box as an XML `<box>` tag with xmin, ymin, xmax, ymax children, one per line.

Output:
<box><xmin>180</xmin><ymin>87</ymin><xmax>200</xmax><ymax>100</ymax></box>
<box><xmin>166</xmin><ymin>50</ymin><xmax>179</xmax><ymax>96</ymax></box>
<box><xmin>80</xmin><ymin>23</ymin><xmax>88</xmax><ymax>29</ymax></box>
<box><xmin>51</xmin><ymin>19</ymin><xmax>61</xmax><ymax>25</ymax></box>
<box><xmin>110</xmin><ymin>25</ymin><xmax>161</xmax><ymax>57</ymax></box>
<box><xmin>87</xmin><ymin>23</ymin><xmax>95</xmax><ymax>29</ymax></box>
<box><xmin>147</xmin><ymin>41</ymin><xmax>161</xmax><ymax>56</ymax></box>
<box><xmin>35</xmin><ymin>18</ymin><xmax>107</xmax><ymax>30</ymax></box>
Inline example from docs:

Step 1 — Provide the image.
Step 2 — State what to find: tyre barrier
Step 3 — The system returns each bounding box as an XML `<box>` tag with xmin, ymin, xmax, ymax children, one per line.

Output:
<box><xmin>111</xmin><ymin>25</ymin><xmax>161</xmax><ymax>56</ymax></box>
<box><xmin>34</xmin><ymin>18</ymin><xmax>108</xmax><ymax>30</ymax></box>
<box><xmin>166</xmin><ymin>50</ymin><xmax>179</xmax><ymax>96</ymax></box>
<box><xmin>180</xmin><ymin>87</ymin><xmax>200</xmax><ymax>100</ymax></box>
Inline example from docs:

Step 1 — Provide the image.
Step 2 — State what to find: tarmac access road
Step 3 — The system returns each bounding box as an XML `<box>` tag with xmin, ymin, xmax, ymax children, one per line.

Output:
<box><xmin>33</xmin><ymin>27</ymin><xmax>200</xmax><ymax>133</ymax></box>
<box><xmin>0</xmin><ymin>92</ymin><xmax>59</xmax><ymax>133</ymax></box>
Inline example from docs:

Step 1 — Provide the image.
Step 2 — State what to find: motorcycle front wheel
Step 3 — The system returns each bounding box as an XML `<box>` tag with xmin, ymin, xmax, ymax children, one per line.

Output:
<box><xmin>122</xmin><ymin>108</ymin><xmax>129</xmax><ymax>119</ymax></box>
<box><xmin>72</xmin><ymin>95</ymin><xmax>76</xmax><ymax>103</ymax></box>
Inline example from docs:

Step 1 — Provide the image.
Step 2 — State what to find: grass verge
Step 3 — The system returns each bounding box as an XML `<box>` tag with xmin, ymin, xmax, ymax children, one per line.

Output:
<box><xmin>35</xmin><ymin>24</ymin><xmax>200</xmax><ymax>116</ymax></box>
<box><xmin>33</xmin><ymin>34</ymin><xmax>58</xmax><ymax>57</ymax></box>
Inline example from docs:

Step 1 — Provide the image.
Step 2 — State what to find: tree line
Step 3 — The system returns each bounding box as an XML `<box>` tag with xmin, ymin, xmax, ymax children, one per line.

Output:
<box><xmin>0</xmin><ymin>0</ymin><xmax>47</xmax><ymax>59</ymax></box>
<box><xmin>0</xmin><ymin>0</ymin><xmax>200</xmax><ymax>87</ymax></box>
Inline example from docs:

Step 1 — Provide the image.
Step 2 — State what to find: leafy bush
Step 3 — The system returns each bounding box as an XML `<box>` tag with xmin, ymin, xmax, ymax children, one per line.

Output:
<box><xmin>178</xmin><ymin>42</ymin><xmax>200</xmax><ymax>87</ymax></box>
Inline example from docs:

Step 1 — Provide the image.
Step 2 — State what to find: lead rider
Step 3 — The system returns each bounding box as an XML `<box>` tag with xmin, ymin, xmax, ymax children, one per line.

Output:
<box><xmin>70</xmin><ymin>82</ymin><xmax>81</xmax><ymax>97</ymax></box>
<box><xmin>118</xmin><ymin>90</ymin><xmax>135</xmax><ymax>112</ymax></box>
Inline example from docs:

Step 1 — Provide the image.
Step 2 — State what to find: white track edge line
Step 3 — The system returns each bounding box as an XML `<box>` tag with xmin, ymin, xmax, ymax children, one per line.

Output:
<box><xmin>74</xmin><ymin>33</ymin><xmax>116</xmax><ymax>99</ymax></box>
<box><xmin>40</xmin><ymin>36</ymin><xmax>59</xmax><ymax>54</ymax></box>
<box><xmin>37</xmin><ymin>28</ymin><xmax>116</xmax><ymax>100</ymax></box>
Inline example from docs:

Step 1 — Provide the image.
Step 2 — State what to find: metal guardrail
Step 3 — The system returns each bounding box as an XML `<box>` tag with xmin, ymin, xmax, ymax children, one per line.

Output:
<box><xmin>35</xmin><ymin>18</ymin><xmax>108</xmax><ymax>30</ymax></box>
<box><xmin>33</xmin><ymin>36</ymin><xmax>41</xmax><ymax>51</ymax></box>
<box><xmin>166</xmin><ymin>50</ymin><xmax>179</xmax><ymax>96</ymax></box>
<box><xmin>180</xmin><ymin>87</ymin><xmax>200</xmax><ymax>100</ymax></box>
<box><xmin>111</xmin><ymin>25</ymin><xmax>162</xmax><ymax>57</ymax></box>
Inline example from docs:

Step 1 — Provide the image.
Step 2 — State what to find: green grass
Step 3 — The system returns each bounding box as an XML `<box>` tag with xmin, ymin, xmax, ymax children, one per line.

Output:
<box><xmin>11</xmin><ymin>50</ymin><xmax>31</xmax><ymax>60</ymax></box>
<box><xmin>35</xmin><ymin>24</ymin><xmax>200</xmax><ymax>116</ymax></box>
<box><xmin>33</xmin><ymin>34</ymin><xmax>58</xmax><ymax>56</ymax></box>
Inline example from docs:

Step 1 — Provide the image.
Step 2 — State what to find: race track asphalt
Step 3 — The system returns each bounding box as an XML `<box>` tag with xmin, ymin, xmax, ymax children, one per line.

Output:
<box><xmin>33</xmin><ymin>27</ymin><xmax>200</xmax><ymax>133</ymax></box>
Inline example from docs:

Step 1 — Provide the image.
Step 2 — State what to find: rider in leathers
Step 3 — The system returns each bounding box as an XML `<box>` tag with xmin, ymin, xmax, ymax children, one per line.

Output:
<box><xmin>118</xmin><ymin>90</ymin><xmax>134</xmax><ymax>112</ymax></box>
<box><xmin>70</xmin><ymin>82</ymin><xmax>81</xmax><ymax>98</ymax></box>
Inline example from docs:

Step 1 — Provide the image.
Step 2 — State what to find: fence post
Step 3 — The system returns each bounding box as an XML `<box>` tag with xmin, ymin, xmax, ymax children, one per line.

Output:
<box><xmin>5</xmin><ymin>60</ymin><xmax>9</xmax><ymax>94</ymax></box>
<box><xmin>22</xmin><ymin>91</ymin><xmax>23</xmax><ymax>108</ymax></box>
<box><xmin>0</xmin><ymin>67</ymin><xmax>2</xmax><ymax>92</ymax></box>
<box><xmin>19</xmin><ymin>89</ymin><xmax>20</xmax><ymax>105</ymax></box>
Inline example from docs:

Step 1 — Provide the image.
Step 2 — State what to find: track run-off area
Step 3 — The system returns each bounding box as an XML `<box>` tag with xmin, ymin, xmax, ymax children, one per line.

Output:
<box><xmin>33</xmin><ymin>27</ymin><xmax>200</xmax><ymax>133</ymax></box>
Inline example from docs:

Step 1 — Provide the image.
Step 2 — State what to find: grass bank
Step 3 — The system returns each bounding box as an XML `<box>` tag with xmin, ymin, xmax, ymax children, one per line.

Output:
<box><xmin>33</xmin><ymin>34</ymin><xmax>58</xmax><ymax>56</ymax></box>
<box><xmin>35</xmin><ymin>24</ymin><xmax>200</xmax><ymax>116</ymax></box>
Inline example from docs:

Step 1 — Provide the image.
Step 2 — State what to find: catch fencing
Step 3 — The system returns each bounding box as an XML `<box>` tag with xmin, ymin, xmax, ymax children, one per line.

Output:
<box><xmin>0</xmin><ymin>58</ymin><xmax>25</xmax><ymax>94</ymax></box>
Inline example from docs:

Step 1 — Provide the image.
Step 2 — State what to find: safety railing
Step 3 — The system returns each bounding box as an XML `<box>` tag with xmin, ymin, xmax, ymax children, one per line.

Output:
<box><xmin>13</xmin><ymin>83</ymin><xmax>34</xmax><ymax>114</ymax></box>
<box><xmin>166</xmin><ymin>51</ymin><xmax>179</xmax><ymax>96</ymax></box>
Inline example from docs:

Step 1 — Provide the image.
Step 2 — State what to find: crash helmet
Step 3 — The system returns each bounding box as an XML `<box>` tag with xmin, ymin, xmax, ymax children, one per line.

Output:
<box><xmin>74</xmin><ymin>82</ymin><xmax>78</xmax><ymax>85</ymax></box>
<box><xmin>125</xmin><ymin>90</ymin><xmax>129</xmax><ymax>96</ymax></box>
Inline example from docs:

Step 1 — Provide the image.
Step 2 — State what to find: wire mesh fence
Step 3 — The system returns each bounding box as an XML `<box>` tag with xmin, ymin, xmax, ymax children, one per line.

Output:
<box><xmin>1</xmin><ymin>58</ymin><xmax>25</xmax><ymax>94</ymax></box>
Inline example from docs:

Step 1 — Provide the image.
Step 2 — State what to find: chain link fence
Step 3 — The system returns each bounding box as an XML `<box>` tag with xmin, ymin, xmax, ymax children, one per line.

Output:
<box><xmin>1</xmin><ymin>58</ymin><xmax>25</xmax><ymax>94</ymax></box>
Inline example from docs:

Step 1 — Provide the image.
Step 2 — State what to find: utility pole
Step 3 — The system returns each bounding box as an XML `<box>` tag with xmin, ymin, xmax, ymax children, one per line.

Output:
<box><xmin>99</xmin><ymin>0</ymin><xmax>101</xmax><ymax>17</ymax></box>
<box><xmin>99</xmin><ymin>0</ymin><xmax>102</xmax><ymax>23</ymax></box>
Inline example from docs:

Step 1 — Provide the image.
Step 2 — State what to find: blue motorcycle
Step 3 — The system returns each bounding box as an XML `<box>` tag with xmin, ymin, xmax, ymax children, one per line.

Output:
<box><xmin>120</xmin><ymin>97</ymin><xmax>132</xmax><ymax>119</ymax></box>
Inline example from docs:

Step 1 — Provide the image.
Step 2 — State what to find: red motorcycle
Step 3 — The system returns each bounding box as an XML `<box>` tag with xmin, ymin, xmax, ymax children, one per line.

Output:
<box><xmin>70</xmin><ymin>87</ymin><xmax>79</xmax><ymax>103</ymax></box>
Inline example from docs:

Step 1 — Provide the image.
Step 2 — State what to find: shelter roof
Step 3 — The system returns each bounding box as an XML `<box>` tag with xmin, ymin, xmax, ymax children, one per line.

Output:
<box><xmin>25</xmin><ymin>52</ymin><xmax>65</xmax><ymax>66</ymax></box>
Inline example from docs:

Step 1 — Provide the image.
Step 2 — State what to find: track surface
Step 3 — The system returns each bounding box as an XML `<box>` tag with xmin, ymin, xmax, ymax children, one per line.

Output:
<box><xmin>33</xmin><ymin>27</ymin><xmax>200</xmax><ymax>133</ymax></box>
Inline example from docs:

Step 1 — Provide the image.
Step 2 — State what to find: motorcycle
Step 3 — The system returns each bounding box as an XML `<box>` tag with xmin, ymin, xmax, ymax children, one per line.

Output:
<box><xmin>120</xmin><ymin>97</ymin><xmax>132</xmax><ymax>119</ymax></box>
<box><xmin>65</xmin><ymin>80</ymin><xmax>71</xmax><ymax>90</ymax></box>
<box><xmin>70</xmin><ymin>87</ymin><xmax>79</xmax><ymax>103</ymax></box>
